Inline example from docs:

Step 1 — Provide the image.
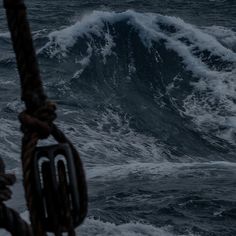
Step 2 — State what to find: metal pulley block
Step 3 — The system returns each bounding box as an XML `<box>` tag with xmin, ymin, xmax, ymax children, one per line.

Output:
<box><xmin>34</xmin><ymin>143</ymin><xmax>81</xmax><ymax>233</ymax></box>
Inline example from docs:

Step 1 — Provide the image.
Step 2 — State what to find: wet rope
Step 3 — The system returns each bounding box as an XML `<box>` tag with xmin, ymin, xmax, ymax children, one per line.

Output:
<box><xmin>0</xmin><ymin>158</ymin><xmax>33</xmax><ymax>236</ymax></box>
<box><xmin>1</xmin><ymin>0</ymin><xmax>88</xmax><ymax>235</ymax></box>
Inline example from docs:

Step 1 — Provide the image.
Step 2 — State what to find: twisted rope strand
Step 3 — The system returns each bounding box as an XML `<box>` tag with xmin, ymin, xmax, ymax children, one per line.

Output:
<box><xmin>0</xmin><ymin>157</ymin><xmax>33</xmax><ymax>235</ymax></box>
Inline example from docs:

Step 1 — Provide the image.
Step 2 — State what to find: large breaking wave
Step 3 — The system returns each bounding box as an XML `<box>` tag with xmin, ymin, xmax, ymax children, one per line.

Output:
<box><xmin>34</xmin><ymin>10</ymin><xmax>236</xmax><ymax>154</ymax></box>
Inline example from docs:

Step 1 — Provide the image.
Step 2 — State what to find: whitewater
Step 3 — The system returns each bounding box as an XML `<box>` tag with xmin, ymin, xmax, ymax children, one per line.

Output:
<box><xmin>0</xmin><ymin>1</ymin><xmax>236</xmax><ymax>235</ymax></box>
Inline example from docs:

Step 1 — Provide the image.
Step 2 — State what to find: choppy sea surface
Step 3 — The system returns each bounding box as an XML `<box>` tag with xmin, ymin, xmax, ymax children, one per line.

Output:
<box><xmin>0</xmin><ymin>0</ymin><xmax>236</xmax><ymax>235</ymax></box>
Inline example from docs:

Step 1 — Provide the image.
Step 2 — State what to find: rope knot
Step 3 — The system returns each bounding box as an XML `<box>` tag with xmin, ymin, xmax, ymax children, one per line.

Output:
<box><xmin>19</xmin><ymin>101</ymin><xmax>57</xmax><ymax>139</ymax></box>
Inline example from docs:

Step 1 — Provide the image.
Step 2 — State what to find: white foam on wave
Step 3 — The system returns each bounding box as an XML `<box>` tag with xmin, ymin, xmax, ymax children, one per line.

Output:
<box><xmin>73</xmin><ymin>43</ymin><xmax>93</xmax><ymax>79</ymax></box>
<box><xmin>40</xmin><ymin>10</ymin><xmax>236</xmax><ymax>99</ymax></box>
<box><xmin>79</xmin><ymin>218</ymin><xmax>196</xmax><ymax>236</ymax></box>
<box><xmin>39</xmin><ymin>11</ymin><xmax>236</xmax><ymax>139</ymax></box>
<box><xmin>101</xmin><ymin>31</ymin><xmax>116</xmax><ymax>64</ymax></box>
<box><xmin>157</xmin><ymin>15</ymin><xmax>236</xmax><ymax>62</ymax></box>
<box><xmin>203</xmin><ymin>26</ymin><xmax>236</xmax><ymax>51</ymax></box>
<box><xmin>87</xmin><ymin>160</ymin><xmax>236</xmax><ymax>181</ymax></box>
<box><xmin>182</xmin><ymin>90</ymin><xmax>236</xmax><ymax>145</ymax></box>
<box><xmin>0</xmin><ymin>212</ymin><xmax>197</xmax><ymax>236</ymax></box>
<box><xmin>40</xmin><ymin>10</ymin><xmax>236</xmax><ymax>62</ymax></box>
<box><xmin>58</xmin><ymin>108</ymin><xmax>169</xmax><ymax>164</ymax></box>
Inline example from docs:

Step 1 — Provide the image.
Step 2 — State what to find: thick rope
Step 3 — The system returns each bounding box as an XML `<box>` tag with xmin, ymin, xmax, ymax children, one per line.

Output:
<box><xmin>0</xmin><ymin>204</ymin><xmax>33</xmax><ymax>236</ymax></box>
<box><xmin>4</xmin><ymin>0</ymin><xmax>47</xmax><ymax>112</ymax></box>
<box><xmin>2</xmin><ymin>0</ymin><xmax>88</xmax><ymax>235</ymax></box>
<box><xmin>0</xmin><ymin>158</ymin><xmax>33</xmax><ymax>236</ymax></box>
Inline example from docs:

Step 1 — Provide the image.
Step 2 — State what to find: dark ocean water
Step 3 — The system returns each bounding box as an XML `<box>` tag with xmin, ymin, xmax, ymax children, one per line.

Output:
<box><xmin>0</xmin><ymin>0</ymin><xmax>236</xmax><ymax>235</ymax></box>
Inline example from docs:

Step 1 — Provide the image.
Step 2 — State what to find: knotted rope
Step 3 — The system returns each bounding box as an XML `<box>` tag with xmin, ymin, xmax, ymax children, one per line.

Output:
<box><xmin>1</xmin><ymin>0</ymin><xmax>88</xmax><ymax>235</ymax></box>
<box><xmin>19</xmin><ymin>103</ymin><xmax>88</xmax><ymax>236</ymax></box>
